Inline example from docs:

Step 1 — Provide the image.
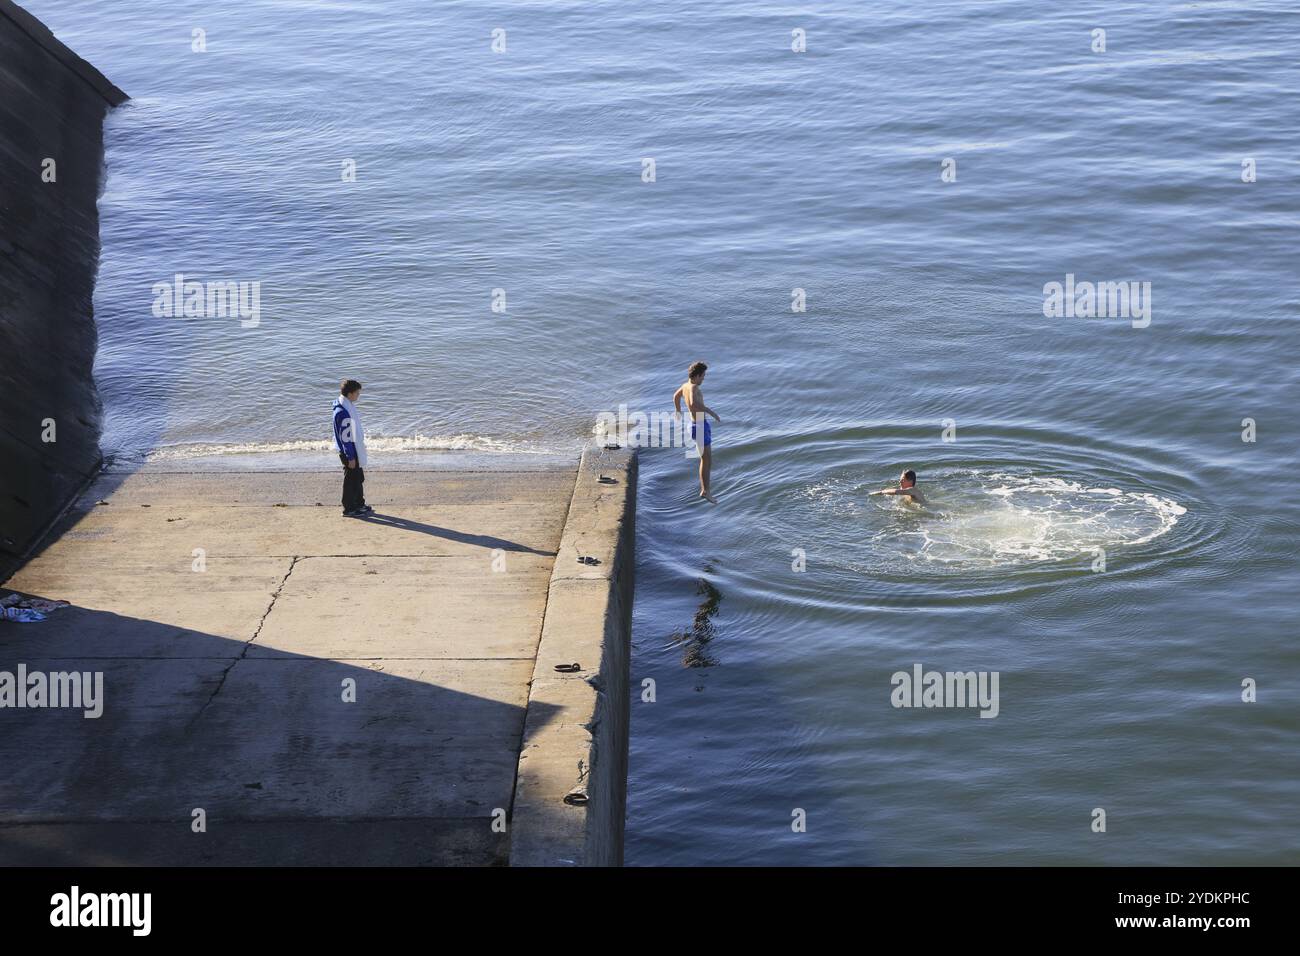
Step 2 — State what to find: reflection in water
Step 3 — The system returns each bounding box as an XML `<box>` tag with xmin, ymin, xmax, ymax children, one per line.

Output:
<box><xmin>669</xmin><ymin>565</ymin><xmax>722</xmax><ymax>673</ymax></box>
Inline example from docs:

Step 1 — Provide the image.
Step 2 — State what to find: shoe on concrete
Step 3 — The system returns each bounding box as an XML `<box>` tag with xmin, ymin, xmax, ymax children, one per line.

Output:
<box><xmin>343</xmin><ymin>509</ymin><xmax>365</xmax><ymax>517</ymax></box>
<box><xmin>359</xmin><ymin>504</ymin><xmax>374</xmax><ymax>515</ymax></box>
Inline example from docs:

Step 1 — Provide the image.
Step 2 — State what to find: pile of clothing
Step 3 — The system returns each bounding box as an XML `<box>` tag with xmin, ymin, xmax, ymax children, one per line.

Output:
<box><xmin>0</xmin><ymin>593</ymin><xmax>70</xmax><ymax>623</ymax></box>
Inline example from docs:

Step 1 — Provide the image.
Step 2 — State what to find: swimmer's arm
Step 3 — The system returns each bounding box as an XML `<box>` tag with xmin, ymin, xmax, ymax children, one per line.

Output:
<box><xmin>869</xmin><ymin>487</ymin><xmax>924</xmax><ymax>502</ymax></box>
<box><xmin>672</xmin><ymin>386</ymin><xmax>685</xmax><ymax>417</ymax></box>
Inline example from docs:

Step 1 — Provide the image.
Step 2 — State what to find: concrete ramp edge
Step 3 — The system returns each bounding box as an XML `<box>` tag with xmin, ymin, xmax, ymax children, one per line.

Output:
<box><xmin>509</xmin><ymin>445</ymin><xmax>637</xmax><ymax>866</ymax></box>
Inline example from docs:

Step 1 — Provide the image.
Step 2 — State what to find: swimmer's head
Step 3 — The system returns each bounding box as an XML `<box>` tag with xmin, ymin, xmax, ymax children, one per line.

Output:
<box><xmin>900</xmin><ymin>469</ymin><xmax>917</xmax><ymax>488</ymax></box>
<box><xmin>688</xmin><ymin>361</ymin><xmax>708</xmax><ymax>383</ymax></box>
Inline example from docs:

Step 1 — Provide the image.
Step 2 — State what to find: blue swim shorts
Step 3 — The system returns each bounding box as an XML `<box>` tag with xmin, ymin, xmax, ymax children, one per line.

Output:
<box><xmin>691</xmin><ymin>419</ymin><xmax>712</xmax><ymax>447</ymax></box>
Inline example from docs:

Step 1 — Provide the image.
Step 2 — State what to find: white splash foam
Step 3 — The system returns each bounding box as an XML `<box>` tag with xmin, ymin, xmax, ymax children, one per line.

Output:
<box><xmin>799</xmin><ymin>471</ymin><xmax>1188</xmax><ymax>570</ymax></box>
<box><xmin>895</xmin><ymin>473</ymin><xmax>1186</xmax><ymax>565</ymax></box>
<box><xmin>142</xmin><ymin>434</ymin><xmax>541</xmax><ymax>461</ymax></box>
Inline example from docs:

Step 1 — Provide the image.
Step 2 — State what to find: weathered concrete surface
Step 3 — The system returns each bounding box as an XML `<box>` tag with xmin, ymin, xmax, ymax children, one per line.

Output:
<box><xmin>0</xmin><ymin>0</ymin><xmax>126</xmax><ymax>578</ymax></box>
<box><xmin>510</xmin><ymin>446</ymin><xmax>637</xmax><ymax>866</ymax></box>
<box><xmin>0</xmin><ymin>461</ymin><xmax>587</xmax><ymax>865</ymax></box>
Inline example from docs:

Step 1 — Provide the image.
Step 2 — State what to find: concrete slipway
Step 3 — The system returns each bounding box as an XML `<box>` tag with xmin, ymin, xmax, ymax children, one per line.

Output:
<box><xmin>0</xmin><ymin>446</ymin><xmax>636</xmax><ymax>866</ymax></box>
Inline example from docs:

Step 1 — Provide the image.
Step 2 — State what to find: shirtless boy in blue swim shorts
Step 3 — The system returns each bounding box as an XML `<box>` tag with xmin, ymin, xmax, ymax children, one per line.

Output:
<box><xmin>673</xmin><ymin>361</ymin><xmax>722</xmax><ymax>503</ymax></box>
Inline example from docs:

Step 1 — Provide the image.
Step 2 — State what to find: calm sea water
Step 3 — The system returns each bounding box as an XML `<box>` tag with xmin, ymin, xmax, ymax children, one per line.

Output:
<box><xmin>29</xmin><ymin>0</ymin><xmax>1300</xmax><ymax>864</ymax></box>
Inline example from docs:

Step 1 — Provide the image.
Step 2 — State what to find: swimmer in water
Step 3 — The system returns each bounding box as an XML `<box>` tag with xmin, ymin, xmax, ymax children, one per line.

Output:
<box><xmin>869</xmin><ymin>469</ymin><xmax>926</xmax><ymax>506</ymax></box>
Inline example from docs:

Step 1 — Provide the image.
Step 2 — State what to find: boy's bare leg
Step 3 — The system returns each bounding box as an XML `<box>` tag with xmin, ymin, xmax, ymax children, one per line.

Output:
<box><xmin>700</xmin><ymin>447</ymin><xmax>715</xmax><ymax>502</ymax></box>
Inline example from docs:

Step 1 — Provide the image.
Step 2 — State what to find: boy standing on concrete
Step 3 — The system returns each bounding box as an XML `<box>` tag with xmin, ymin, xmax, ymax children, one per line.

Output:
<box><xmin>332</xmin><ymin>379</ymin><xmax>372</xmax><ymax>517</ymax></box>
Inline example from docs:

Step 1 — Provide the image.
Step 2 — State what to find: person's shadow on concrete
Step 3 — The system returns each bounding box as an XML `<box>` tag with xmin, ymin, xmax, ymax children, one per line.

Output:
<box><xmin>357</xmin><ymin>512</ymin><xmax>555</xmax><ymax>556</ymax></box>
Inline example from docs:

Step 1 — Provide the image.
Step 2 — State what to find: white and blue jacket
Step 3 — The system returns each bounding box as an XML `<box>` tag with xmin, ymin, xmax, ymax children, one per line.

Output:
<box><xmin>332</xmin><ymin>395</ymin><xmax>367</xmax><ymax>466</ymax></box>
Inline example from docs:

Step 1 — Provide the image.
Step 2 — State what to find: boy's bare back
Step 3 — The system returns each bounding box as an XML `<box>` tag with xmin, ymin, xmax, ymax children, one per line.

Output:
<box><xmin>678</xmin><ymin>380</ymin><xmax>705</xmax><ymax>416</ymax></box>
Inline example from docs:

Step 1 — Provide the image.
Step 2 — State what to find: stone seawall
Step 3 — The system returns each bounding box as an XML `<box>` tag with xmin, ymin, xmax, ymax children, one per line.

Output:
<box><xmin>0</xmin><ymin>0</ymin><xmax>126</xmax><ymax>578</ymax></box>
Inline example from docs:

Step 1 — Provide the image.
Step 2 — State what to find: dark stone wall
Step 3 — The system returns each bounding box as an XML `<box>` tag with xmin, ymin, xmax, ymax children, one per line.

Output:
<box><xmin>0</xmin><ymin>0</ymin><xmax>125</xmax><ymax>577</ymax></box>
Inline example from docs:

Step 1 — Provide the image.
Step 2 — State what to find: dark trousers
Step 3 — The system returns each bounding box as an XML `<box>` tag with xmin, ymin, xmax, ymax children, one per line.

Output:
<box><xmin>340</xmin><ymin>454</ymin><xmax>366</xmax><ymax>512</ymax></box>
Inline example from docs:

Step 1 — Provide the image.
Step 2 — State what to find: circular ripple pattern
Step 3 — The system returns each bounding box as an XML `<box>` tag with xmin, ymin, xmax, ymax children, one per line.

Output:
<box><xmin>643</xmin><ymin>422</ymin><xmax>1240</xmax><ymax>608</ymax></box>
